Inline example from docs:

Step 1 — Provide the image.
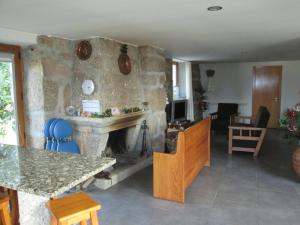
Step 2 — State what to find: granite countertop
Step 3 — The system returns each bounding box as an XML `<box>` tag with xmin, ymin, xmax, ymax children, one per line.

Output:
<box><xmin>0</xmin><ymin>144</ymin><xmax>116</xmax><ymax>198</ymax></box>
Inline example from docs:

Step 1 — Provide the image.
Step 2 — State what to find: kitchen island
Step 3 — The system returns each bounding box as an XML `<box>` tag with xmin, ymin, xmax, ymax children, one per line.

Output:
<box><xmin>0</xmin><ymin>144</ymin><xmax>116</xmax><ymax>225</ymax></box>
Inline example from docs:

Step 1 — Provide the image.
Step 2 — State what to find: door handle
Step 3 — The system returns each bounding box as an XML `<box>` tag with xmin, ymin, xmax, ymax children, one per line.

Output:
<box><xmin>273</xmin><ymin>97</ymin><xmax>280</xmax><ymax>102</ymax></box>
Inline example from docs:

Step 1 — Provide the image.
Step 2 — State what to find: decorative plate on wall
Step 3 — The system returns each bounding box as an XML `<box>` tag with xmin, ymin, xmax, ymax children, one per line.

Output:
<box><xmin>118</xmin><ymin>44</ymin><xmax>132</xmax><ymax>75</ymax></box>
<box><xmin>82</xmin><ymin>79</ymin><xmax>95</xmax><ymax>95</ymax></box>
<box><xmin>76</xmin><ymin>40</ymin><xmax>92</xmax><ymax>60</ymax></box>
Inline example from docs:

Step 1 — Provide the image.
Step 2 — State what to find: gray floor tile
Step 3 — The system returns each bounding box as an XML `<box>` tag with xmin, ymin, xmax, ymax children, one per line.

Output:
<box><xmin>257</xmin><ymin>189</ymin><xmax>300</xmax><ymax>210</ymax></box>
<box><xmin>207</xmin><ymin>206</ymin><xmax>259</xmax><ymax>225</ymax></box>
<box><xmin>213</xmin><ymin>186</ymin><xmax>258</xmax><ymax>209</ymax></box>
<box><xmin>257</xmin><ymin>208</ymin><xmax>300</xmax><ymax>225</ymax></box>
<box><xmin>84</xmin><ymin>129</ymin><xmax>300</xmax><ymax>225</ymax></box>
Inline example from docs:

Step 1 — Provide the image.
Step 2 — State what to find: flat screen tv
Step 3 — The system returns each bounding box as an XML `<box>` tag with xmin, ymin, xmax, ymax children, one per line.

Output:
<box><xmin>171</xmin><ymin>99</ymin><xmax>187</xmax><ymax>122</ymax></box>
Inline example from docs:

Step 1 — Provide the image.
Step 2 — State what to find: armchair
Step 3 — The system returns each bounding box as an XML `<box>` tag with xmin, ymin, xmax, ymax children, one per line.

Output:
<box><xmin>228</xmin><ymin>106</ymin><xmax>270</xmax><ymax>157</ymax></box>
<box><xmin>211</xmin><ymin>103</ymin><xmax>239</xmax><ymax>134</ymax></box>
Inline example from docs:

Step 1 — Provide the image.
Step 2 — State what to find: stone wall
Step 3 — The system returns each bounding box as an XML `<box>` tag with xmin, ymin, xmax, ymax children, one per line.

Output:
<box><xmin>71</xmin><ymin>38</ymin><xmax>142</xmax><ymax>110</ymax></box>
<box><xmin>165</xmin><ymin>58</ymin><xmax>173</xmax><ymax>102</ymax></box>
<box><xmin>23</xmin><ymin>36</ymin><xmax>74</xmax><ymax>148</ymax></box>
<box><xmin>23</xmin><ymin>36</ymin><xmax>167</xmax><ymax>151</ymax></box>
<box><xmin>192</xmin><ymin>63</ymin><xmax>204</xmax><ymax>121</ymax></box>
<box><xmin>139</xmin><ymin>46</ymin><xmax>167</xmax><ymax>150</ymax></box>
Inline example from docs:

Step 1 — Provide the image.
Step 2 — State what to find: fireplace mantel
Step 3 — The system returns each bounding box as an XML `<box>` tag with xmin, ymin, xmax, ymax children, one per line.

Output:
<box><xmin>65</xmin><ymin>111</ymin><xmax>146</xmax><ymax>134</ymax></box>
<box><xmin>65</xmin><ymin>112</ymin><xmax>147</xmax><ymax>159</ymax></box>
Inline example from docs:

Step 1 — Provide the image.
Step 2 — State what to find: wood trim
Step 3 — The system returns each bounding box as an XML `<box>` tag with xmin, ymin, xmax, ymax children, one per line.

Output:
<box><xmin>0</xmin><ymin>43</ymin><xmax>26</xmax><ymax>147</ymax></box>
<box><xmin>232</xmin><ymin>136</ymin><xmax>260</xmax><ymax>141</ymax></box>
<box><xmin>229</xmin><ymin>126</ymin><xmax>265</xmax><ymax>131</ymax></box>
<box><xmin>8</xmin><ymin>189</ymin><xmax>19</xmax><ymax>225</ymax></box>
<box><xmin>231</xmin><ymin>147</ymin><xmax>255</xmax><ymax>152</ymax></box>
<box><xmin>254</xmin><ymin>129</ymin><xmax>267</xmax><ymax>157</ymax></box>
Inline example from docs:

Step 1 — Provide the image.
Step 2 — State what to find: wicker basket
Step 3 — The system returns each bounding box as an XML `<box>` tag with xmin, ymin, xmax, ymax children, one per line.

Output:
<box><xmin>293</xmin><ymin>147</ymin><xmax>300</xmax><ymax>177</ymax></box>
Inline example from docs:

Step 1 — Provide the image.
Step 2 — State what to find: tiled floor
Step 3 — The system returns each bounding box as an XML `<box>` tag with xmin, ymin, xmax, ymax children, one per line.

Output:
<box><xmin>87</xmin><ymin>129</ymin><xmax>300</xmax><ymax>225</ymax></box>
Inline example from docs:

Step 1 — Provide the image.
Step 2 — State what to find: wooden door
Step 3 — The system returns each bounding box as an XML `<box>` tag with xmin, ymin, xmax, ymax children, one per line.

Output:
<box><xmin>0</xmin><ymin>43</ymin><xmax>26</xmax><ymax>146</ymax></box>
<box><xmin>252</xmin><ymin>66</ymin><xmax>282</xmax><ymax>128</ymax></box>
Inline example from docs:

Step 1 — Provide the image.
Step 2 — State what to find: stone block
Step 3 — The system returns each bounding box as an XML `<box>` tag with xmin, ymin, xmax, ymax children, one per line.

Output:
<box><xmin>37</xmin><ymin>35</ymin><xmax>54</xmax><ymax>48</ymax></box>
<box><xmin>26</xmin><ymin>113</ymin><xmax>45</xmax><ymax>135</ymax></box>
<box><xmin>159</xmin><ymin>74</ymin><xmax>166</xmax><ymax>85</ymax></box>
<box><xmin>63</xmin><ymin>84</ymin><xmax>72</xmax><ymax>107</ymax></box>
<box><xmin>144</xmin><ymin>88</ymin><xmax>167</xmax><ymax>111</ymax></box>
<box><xmin>26</xmin><ymin>135</ymin><xmax>45</xmax><ymax>149</ymax></box>
<box><xmin>140</xmin><ymin>56</ymin><xmax>166</xmax><ymax>72</ymax></box>
<box><xmin>24</xmin><ymin>76</ymin><xmax>44</xmax><ymax>111</ymax></box>
<box><xmin>18</xmin><ymin>191</ymin><xmax>50</xmax><ymax>225</ymax></box>
<box><xmin>98</xmin><ymin>38</ymin><xmax>115</xmax><ymax>56</ymax></box>
<box><xmin>41</xmin><ymin>57</ymin><xmax>72</xmax><ymax>77</ymax></box>
<box><xmin>43</xmin><ymin>80</ymin><xmax>58</xmax><ymax>112</ymax></box>
<box><xmin>141</xmin><ymin>75</ymin><xmax>158</xmax><ymax>86</ymax></box>
<box><xmin>139</xmin><ymin>45</ymin><xmax>165</xmax><ymax>58</ymax></box>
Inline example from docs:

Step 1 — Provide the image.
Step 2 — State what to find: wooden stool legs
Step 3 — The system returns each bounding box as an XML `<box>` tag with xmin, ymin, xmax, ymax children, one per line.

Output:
<box><xmin>90</xmin><ymin>211</ymin><xmax>99</xmax><ymax>225</ymax></box>
<box><xmin>0</xmin><ymin>194</ymin><xmax>12</xmax><ymax>225</ymax></box>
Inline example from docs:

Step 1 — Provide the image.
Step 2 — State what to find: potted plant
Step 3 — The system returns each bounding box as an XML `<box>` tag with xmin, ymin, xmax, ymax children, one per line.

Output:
<box><xmin>280</xmin><ymin>103</ymin><xmax>300</xmax><ymax>176</ymax></box>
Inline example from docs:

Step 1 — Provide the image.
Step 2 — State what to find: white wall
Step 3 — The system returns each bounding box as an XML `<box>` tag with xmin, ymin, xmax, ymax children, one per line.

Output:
<box><xmin>200</xmin><ymin>61</ymin><xmax>300</xmax><ymax>116</ymax></box>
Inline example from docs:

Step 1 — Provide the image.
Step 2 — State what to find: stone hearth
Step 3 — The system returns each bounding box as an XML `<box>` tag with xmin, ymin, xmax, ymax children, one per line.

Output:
<box><xmin>66</xmin><ymin>112</ymin><xmax>152</xmax><ymax>189</ymax></box>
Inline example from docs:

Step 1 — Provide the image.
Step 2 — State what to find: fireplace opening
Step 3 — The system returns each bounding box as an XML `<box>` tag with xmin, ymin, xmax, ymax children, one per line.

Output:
<box><xmin>103</xmin><ymin>121</ymin><xmax>152</xmax><ymax>167</ymax></box>
<box><xmin>106</xmin><ymin>129</ymin><xmax>127</xmax><ymax>155</ymax></box>
<box><xmin>105</xmin><ymin>128</ymin><xmax>139</xmax><ymax>165</ymax></box>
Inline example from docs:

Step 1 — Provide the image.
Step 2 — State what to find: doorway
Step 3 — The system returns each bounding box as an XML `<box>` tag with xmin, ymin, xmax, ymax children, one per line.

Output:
<box><xmin>252</xmin><ymin>66</ymin><xmax>282</xmax><ymax>128</ymax></box>
<box><xmin>0</xmin><ymin>44</ymin><xmax>26</xmax><ymax>146</ymax></box>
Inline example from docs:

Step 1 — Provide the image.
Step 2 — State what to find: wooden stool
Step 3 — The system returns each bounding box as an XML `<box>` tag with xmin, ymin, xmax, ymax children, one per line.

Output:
<box><xmin>48</xmin><ymin>192</ymin><xmax>101</xmax><ymax>225</ymax></box>
<box><xmin>0</xmin><ymin>193</ymin><xmax>12</xmax><ymax>225</ymax></box>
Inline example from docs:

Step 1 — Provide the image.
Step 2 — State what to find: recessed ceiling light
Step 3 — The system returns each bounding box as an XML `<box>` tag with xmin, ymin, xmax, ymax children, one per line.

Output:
<box><xmin>207</xmin><ymin>6</ymin><xmax>223</xmax><ymax>11</ymax></box>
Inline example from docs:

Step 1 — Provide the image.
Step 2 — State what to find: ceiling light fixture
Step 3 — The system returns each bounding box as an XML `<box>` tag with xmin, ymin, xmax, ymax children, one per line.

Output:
<box><xmin>207</xmin><ymin>6</ymin><xmax>223</xmax><ymax>11</ymax></box>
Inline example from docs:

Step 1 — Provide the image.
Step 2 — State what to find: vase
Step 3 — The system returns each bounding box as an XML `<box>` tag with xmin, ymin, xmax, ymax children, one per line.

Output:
<box><xmin>292</xmin><ymin>141</ymin><xmax>300</xmax><ymax>177</ymax></box>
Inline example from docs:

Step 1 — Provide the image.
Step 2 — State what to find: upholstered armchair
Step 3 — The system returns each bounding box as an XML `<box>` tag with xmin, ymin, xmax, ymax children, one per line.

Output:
<box><xmin>228</xmin><ymin>106</ymin><xmax>270</xmax><ymax>157</ymax></box>
<box><xmin>211</xmin><ymin>103</ymin><xmax>238</xmax><ymax>134</ymax></box>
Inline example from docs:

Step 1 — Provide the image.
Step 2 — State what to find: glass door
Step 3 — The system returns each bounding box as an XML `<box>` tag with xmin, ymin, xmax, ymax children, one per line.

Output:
<box><xmin>0</xmin><ymin>44</ymin><xmax>26</xmax><ymax>146</ymax></box>
<box><xmin>0</xmin><ymin>54</ymin><xmax>18</xmax><ymax>145</ymax></box>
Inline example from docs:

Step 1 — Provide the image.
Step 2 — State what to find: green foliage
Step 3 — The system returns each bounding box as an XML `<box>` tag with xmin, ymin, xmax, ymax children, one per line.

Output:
<box><xmin>120</xmin><ymin>44</ymin><xmax>128</xmax><ymax>54</ymax></box>
<box><xmin>296</xmin><ymin>112</ymin><xmax>300</xmax><ymax>129</ymax></box>
<box><xmin>91</xmin><ymin>107</ymin><xmax>141</xmax><ymax>118</ymax></box>
<box><xmin>0</xmin><ymin>62</ymin><xmax>13</xmax><ymax>136</ymax></box>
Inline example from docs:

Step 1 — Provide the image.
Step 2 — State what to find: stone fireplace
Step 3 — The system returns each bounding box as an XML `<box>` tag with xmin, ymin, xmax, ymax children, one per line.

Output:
<box><xmin>22</xmin><ymin>35</ymin><xmax>167</xmax><ymax>189</ymax></box>
<box><xmin>66</xmin><ymin>111</ymin><xmax>151</xmax><ymax>189</ymax></box>
<box><xmin>65</xmin><ymin>112</ymin><xmax>145</xmax><ymax>158</ymax></box>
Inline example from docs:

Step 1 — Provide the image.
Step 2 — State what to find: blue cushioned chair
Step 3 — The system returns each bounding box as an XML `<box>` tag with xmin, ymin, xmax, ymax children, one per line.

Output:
<box><xmin>53</xmin><ymin>120</ymin><xmax>80</xmax><ymax>154</ymax></box>
<box><xmin>44</xmin><ymin>118</ymin><xmax>56</xmax><ymax>150</ymax></box>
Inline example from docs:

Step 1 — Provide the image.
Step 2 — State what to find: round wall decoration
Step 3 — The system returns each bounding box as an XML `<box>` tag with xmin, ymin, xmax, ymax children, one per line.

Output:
<box><xmin>76</xmin><ymin>40</ymin><xmax>92</xmax><ymax>60</ymax></box>
<box><xmin>118</xmin><ymin>44</ymin><xmax>132</xmax><ymax>75</ymax></box>
<box><xmin>82</xmin><ymin>79</ymin><xmax>95</xmax><ymax>95</ymax></box>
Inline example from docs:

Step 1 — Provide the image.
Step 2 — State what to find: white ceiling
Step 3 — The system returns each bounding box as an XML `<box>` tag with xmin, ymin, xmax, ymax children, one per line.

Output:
<box><xmin>1</xmin><ymin>0</ymin><xmax>300</xmax><ymax>62</ymax></box>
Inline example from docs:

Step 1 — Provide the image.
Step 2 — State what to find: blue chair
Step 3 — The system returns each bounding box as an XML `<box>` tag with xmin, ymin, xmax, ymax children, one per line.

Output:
<box><xmin>49</xmin><ymin>119</ymin><xmax>62</xmax><ymax>151</ymax></box>
<box><xmin>44</xmin><ymin>118</ymin><xmax>56</xmax><ymax>150</ymax></box>
<box><xmin>53</xmin><ymin>120</ymin><xmax>80</xmax><ymax>154</ymax></box>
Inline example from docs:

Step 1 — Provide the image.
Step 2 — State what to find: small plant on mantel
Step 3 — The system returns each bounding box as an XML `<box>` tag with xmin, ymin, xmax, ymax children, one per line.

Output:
<box><xmin>90</xmin><ymin>107</ymin><xmax>141</xmax><ymax>118</ymax></box>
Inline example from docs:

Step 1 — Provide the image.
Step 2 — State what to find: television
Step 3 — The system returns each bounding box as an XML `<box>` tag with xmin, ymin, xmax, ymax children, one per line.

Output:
<box><xmin>171</xmin><ymin>99</ymin><xmax>188</xmax><ymax>122</ymax></box>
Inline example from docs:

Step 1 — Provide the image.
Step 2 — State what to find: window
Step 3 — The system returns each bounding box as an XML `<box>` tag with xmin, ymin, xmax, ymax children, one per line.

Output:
<box><xmin>0</xmin><ymin>44</ymin><xmax>26</xmax><ymax>146</ymax></box>
<box><xmin>172</xmin><ymin>62</ymin><xmax>178</xmax><ymax>87</ymax></box>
